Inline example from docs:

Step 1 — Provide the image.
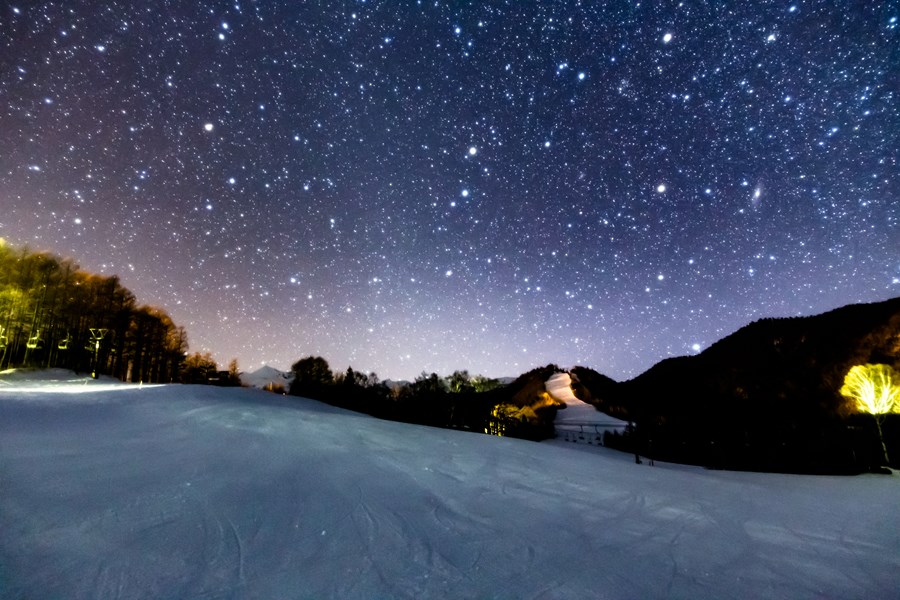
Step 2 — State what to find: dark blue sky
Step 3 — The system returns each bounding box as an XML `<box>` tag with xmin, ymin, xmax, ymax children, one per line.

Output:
<box><xmin>2</xmin><ymin>1</ymin><xmax>897</xmax><ymax>380</ymax></box>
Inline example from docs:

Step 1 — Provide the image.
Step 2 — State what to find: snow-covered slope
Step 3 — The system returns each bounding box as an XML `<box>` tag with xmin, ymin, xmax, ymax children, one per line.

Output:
<box><xmin>239</xmin><ymin>364</ymin><xmax>292</xmax><ymax>389</ymax></box>
<box><xmin>548</xmin><ymin>371</ymin><xmax>628</xmax><ymax>444</ymax></box>
<box><xmin>1</xmin><ymin>378</ymin><xmax>898</xmax><ymax>599</ymax></box>
<box><xmin>0</xmin><ymin>367</ymin><xmax>122</xmax><ymax>385</ymax></box>
<box><xmin>545</xmin><ymin>371</ymin><xmax>581</xmax><ymax>404</ymax></box>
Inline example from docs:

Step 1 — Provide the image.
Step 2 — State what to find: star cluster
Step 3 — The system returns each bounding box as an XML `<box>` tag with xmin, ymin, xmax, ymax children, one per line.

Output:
<box><xmin>1</xmin><ymin>2</ymin><xmax>897</xmax><ymax>380</ymax></box>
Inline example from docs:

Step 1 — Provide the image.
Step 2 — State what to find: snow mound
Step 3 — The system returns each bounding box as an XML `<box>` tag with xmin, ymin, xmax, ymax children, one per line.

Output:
<box><xmin>1</xmin><ymin>384</ymin><xmax>898</xmax><ymax>599</ymax></box>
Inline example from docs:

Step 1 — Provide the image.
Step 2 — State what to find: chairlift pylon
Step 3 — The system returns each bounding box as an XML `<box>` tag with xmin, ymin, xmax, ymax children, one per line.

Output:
<box><xmin>87</xmin><ymin>328</ymin><xmax>108</xmax><ymax>379</ymax></box>
<box><xmin>86</xmin><ymin>328</ymin><xmax>108</xmax><ymax>350</ymax></box>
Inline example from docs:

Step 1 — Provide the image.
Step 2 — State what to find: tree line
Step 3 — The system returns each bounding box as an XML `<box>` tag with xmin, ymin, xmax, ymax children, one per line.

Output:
<box><xmin>287</xmin><ymin>356</ymin><xmax>560</xmax><ymax>440</ymax></box>
<box><xmin>0</xmin><ymin>240</ymin><xmax>188</xmax><ymax>382</ymax></box>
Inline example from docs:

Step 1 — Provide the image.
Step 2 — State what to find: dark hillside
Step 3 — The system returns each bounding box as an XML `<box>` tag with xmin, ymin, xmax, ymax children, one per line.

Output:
<box><xmin>610</xmin><ymin>297</ymin><xmax>900</xmax><ymax>473</ymax></box>
<box><xmin>569</xmin><ymin>366</ymin><xmax>624</xmax><ymax>419</ymax></box>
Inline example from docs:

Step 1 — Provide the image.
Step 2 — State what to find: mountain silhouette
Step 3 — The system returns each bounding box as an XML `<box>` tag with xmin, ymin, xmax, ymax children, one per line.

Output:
<box><xmin>576</xmin><ymin>296</ymin><xmax>900</xmax><ymax>473</ymax></box>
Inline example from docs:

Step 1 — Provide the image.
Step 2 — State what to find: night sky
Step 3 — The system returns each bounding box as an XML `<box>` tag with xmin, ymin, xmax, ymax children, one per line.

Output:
<box><xmin>2</xmin><ymin>2</ymin><xmax>898</xmax><ymax>381</ymax></box>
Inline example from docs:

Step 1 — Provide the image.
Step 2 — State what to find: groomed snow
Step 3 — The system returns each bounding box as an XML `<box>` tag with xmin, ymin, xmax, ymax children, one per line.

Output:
<box><xmin>545</xmin><ymin>371</ymin><xmax>581</xmax><ymax>405</ymax></box>
<box><xmin>1</xmin><ymin>376</ymin><xmax>898</xmax><ymax>599</ymax></box>
<box><xmin>548</xmin><ymin>371</ymin><xmax>628</xmax><ymax>444</ymax></box>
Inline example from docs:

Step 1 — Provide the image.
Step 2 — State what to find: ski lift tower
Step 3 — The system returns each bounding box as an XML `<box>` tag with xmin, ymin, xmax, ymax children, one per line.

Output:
<box><xmin>87</xmin><ymin>328</ymin><xmax>108</xmax><ymax>379</ymax></box>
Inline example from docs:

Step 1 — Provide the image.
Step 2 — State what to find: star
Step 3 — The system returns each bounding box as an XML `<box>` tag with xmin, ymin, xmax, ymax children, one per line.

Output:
<box><xmin>1</xmin><ymin>1</ymin><xmax>891</xmax><ymax>382</ymax></box>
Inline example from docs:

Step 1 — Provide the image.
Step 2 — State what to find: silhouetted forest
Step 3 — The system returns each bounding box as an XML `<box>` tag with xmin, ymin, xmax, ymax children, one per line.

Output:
<box><xmin>287</xmin><ymin>357</ymin><xmax>562</xmax><ymax>441</ymax></box>
<box><xmin>283</xmin><ymin>297</ymin><xmax>900</xmax><ymax>472</ymax></box>
<box><xmin>575</xmin><ymin>297</ymin><xmax>900</xmax><ymax>474</ymax></box>
<box><xmin>0</xmin><ymin>241</ymin><xmax>187</xmax><ymax>382</ymax></box>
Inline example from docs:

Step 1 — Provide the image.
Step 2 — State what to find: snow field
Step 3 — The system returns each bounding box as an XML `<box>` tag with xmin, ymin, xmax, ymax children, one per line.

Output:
<box><xmin>1</xmin><ymin>379</ymin><xmax>898</xmax><ymax>599</ymax></box>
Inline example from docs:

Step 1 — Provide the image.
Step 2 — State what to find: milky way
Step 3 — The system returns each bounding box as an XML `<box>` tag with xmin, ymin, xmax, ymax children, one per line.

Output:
<box><xmin>2</xmin><ymin>2</ymin><xmax>898</xmax><ymax>380</ymax></box>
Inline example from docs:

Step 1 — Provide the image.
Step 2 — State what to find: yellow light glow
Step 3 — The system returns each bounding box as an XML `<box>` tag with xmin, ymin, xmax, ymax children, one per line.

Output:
<box><xmin>840</xmin><ymin>364</ymin><xmax>900</xmax><ymax>416</ymax></box>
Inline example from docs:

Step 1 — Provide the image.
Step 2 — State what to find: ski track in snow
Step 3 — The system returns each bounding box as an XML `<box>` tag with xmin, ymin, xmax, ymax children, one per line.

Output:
<box><xmin>1</xmin><ymin>380</ymin><xmax>899</xmax><ymax>599</ymax></box>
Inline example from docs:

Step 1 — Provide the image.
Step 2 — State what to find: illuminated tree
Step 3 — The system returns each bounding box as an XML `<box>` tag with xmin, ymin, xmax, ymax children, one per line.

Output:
<box><xmin>840</xmin><ymin>364</ymin><xmax>900</xmax><ymax>465</ymax></box>
<box><xmin>182</xmin><ymin>351</ymin><xmax>218</xmax><ymax>384</ymax></box>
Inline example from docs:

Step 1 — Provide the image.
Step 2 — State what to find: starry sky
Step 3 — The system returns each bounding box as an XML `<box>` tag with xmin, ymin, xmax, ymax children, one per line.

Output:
<box><xmin>2</xmin><ymin>1</ymin><xmax>898</xmax><ymax>381</ymax></box>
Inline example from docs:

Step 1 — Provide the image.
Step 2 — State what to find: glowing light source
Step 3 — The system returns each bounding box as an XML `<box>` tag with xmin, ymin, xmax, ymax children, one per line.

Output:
<box><xmin>841</xmin><ymin>364</ymin><xmax>900</xmax><ymax>415</ymax></box>
<box><xmin>840</xmin><ymin>364</ymin><xmax>900</xmax><ymax>464</ymax></box>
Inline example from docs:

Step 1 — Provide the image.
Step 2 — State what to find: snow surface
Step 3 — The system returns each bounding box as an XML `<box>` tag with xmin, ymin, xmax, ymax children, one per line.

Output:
<box><xmin>239</xmin><ymin>364</ymin><xmax>292</xmax><ymax>390</ymax></box>
<box><xmin>1</xmin><ymin>375</ymin><xmax>899</xmax><ymax>599</ymax></box>
<box><xmin>0</xmin><ymin>368</ymin><xmax>149</xmax><ymax>394</ymax></box>
<box><xmin>545</xmin><ymin>372</ymin><xmax>581</xmax><ymax>405</ymax></box>
<box><xmin>548</xmin><ymin>372</ymin><xmax>628</xmax><ymax>444</ymax></box>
